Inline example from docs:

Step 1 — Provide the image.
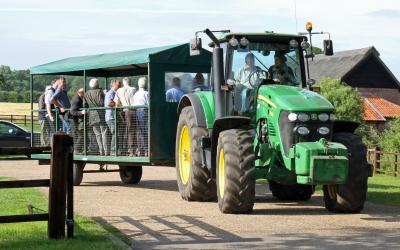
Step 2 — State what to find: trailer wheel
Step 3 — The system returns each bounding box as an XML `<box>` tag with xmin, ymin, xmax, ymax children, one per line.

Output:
<box><xmin>176</xmin><ymin>106</ymin><xmax>216</xmax><ymax>201</ymax></box>
<box><xmin>268</xmin><ymin>181</ymin><xmax>314</xmax><ymax>201</ymax></box>
<box><xmin>323</xmin><ymin>132</ymin><xmax>369</xmax><ymax>213</ymax></box>
<box><xmin>119</xmin><ymin>166</ymin><xmax>142</xmax><ymax>184</ymax></box>
<box><xmin>216</xmin><ymin>129</ymin><xmax>255</xmax><ymax>214</ymax></box>
<box><xmin>73</xmin><ymin>162</ymin><xmax>85</xmax><ymax>186</ymax></box>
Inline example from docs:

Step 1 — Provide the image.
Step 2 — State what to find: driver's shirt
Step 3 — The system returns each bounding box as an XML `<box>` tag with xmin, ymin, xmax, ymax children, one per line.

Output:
<box><xmin>235</xmin><ymin>65</ymin><xmax>259</xmax><ymax>89</ymax></box>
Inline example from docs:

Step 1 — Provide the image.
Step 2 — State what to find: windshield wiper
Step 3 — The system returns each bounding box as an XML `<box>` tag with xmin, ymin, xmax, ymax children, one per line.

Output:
<box><xmin>250</xmin><ymin>52</ymin><xmax>269</xmax><ymax>71</ymax></box>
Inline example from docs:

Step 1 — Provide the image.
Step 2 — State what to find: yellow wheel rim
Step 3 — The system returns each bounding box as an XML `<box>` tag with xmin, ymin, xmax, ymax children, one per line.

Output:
<box><xmin>327</xmin><ymin>185</ymin><xmax>337</xmax><ymax>199</ymax></box>
<box><xmin>218</xmin><ymin>148</ymin><xmax>225</xmax><ymax>198</ymax></box>
<box><xmin>179</xmin><ymin>125</ymin><xmax>191</xmax><ymax>185</ymax></box>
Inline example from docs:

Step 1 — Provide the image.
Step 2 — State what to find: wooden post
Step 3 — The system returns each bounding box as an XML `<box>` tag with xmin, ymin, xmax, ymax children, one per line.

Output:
<box><xmin>24</xmin><ymin>115</ymin><xmax>27</xmax><ymax>126</ymax></box>
<box><xmin>374</xmin><ymin>146</ymin><xmax>380</xmax><ymax>174</ymax></box>
<box><xmin>10</xmin><ymin>115</ymin><xmax>13</xmax><ymax>123</ymax></box>
<box><xmin>394</xmin><ymin>154</ymin><xmax>398</xmax><ymax>177</ymax></box>
<box><xmin>66</xmin><ymin>139</ymin><xmax>74</xmax><ymax>238</ymax></box>
<box><xmin>48</xmin><ymin>132</ymin><xmax>73</xmax><ymax>239</ymax></box>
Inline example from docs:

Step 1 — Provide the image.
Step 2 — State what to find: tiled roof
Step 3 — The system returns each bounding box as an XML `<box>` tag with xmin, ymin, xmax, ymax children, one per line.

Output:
<box><xmin>363</xmin><ymin>96</ymin><xmax>400</xmax><ymax>121</ymax></box>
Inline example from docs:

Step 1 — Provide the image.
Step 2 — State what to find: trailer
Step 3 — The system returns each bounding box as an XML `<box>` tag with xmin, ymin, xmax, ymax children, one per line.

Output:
<box><xmin>29</xmin><ymin>44</ymin><xmax>211</xmax><ymax>185</ymax></box>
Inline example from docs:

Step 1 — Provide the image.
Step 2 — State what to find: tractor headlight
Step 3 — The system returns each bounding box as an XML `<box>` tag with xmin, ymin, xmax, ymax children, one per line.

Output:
<box><xmin>288</xmin><ymin>113</ymin><xmax>298</xmax><ymax>121</ymax></box>
<box><xmin>240</xmin><ymin>37</ymin><xmax>249</xmax><ymax>47</ymax></box>
<box><xmin>318</xmin><ymin>126</ymin><xmax>330</xmax><ymax>135</ymax></box>
<box><xmin>229</xmin><ymin>37</ymin><xmax>239</xmax><ymax>47</ymax></box>
<box><xmin>297</xmin><ymin>126</ymin><xmax>310</xmax><ymax>135</ymax></box>
<box><xmin>318</xmin><ymin>113</ymin><xmax>330</xmax><ymax>122</ymax></box>
<box><xmin>298</xmin><ymin>113</ymin><xmax>310</xmax><ymax>122</ymax></box>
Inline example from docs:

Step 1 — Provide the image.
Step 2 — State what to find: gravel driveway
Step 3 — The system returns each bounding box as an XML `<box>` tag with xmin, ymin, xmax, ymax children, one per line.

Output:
<box><xmin>1</xmin><ymin>160</ymin><xmax>400</xmax><ymax>249</ymax></box>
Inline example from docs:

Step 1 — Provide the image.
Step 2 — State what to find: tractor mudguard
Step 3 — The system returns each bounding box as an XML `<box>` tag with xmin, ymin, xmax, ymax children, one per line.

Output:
<box><xmin>332</xmin><ymin>120</ymin><xmax>360</xmax><ymax>134</ymax></box>
<box><xmin>178</xmin><ymin>94</ymin><xmax>207</xmax><ymax>128</ymax></box>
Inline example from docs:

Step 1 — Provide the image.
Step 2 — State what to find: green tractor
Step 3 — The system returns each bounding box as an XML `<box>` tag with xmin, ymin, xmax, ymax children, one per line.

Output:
<box><xmin>175</xmin><ymin>29</ymin><xmax>371</xmax><ymax>214</ymax></box>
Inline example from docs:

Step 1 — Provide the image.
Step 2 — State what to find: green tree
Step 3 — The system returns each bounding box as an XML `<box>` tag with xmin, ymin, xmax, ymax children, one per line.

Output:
<box><xmin>319</xmin><ymin>78</ymin><xmax>364</xmax><ymax>122</ymax></box>
<box><xmin>306</xmin><ymin>46</ymin><xmax>323</xmax><ymax>55</ymax></box>
<box><xmin>381</xmin><ymin>118</ymin><xmax>400</xmax><ymax>153</ymax></box>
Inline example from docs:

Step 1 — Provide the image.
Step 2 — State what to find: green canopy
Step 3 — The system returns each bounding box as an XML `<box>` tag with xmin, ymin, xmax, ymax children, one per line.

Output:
<box><xmin>30</xmin><ymin>43</ymin><xmax>210</xmax><ymax>76</ymax></box>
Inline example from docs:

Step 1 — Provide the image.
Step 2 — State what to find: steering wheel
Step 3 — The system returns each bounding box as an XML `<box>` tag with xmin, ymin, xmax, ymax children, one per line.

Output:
<box><xmin>248</xmin><ymin>68</ymin><xmax>270</xmax><ymax>88</ymax></box>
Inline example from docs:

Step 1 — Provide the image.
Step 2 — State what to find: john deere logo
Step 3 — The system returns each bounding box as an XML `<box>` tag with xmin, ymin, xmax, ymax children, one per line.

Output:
<box><xmin>311</xmin><ymin>114</ymin><xmax>318</xmax><ymax>120</ymax></box>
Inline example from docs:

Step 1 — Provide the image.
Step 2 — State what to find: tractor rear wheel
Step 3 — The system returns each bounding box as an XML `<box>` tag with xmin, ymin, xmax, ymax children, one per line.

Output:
<box><xmin>323</xmin><ymin>132</ymin><xmax>369</xmax><ymax>213</ymax></box>
<box><xmin>175</xmin><ymin>106</ymin><xmax>216</xmax><ymax>201</ymax></box>
<box><xmin>119</xmin><ymin>166</ymin><xmax>142</xmax><ymax>184</ymax></box>
<box><xmin>216</xmin><ymin>129</ymin><xmax>255</xmax><ymax>214</ymax></box>
<box><xmin>268</xmin><ymin>181</ymin><xmax>314</xmax><ymax>201</ymax></box>
<box><xmin>73</xmin><ymin>162</ymin><xmax>85</xmax><ymax>186</ymax></box>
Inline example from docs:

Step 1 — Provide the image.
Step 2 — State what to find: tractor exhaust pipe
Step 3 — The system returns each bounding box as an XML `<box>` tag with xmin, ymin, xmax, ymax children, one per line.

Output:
<box><xmin>204</xmin><ymin>29</ymin><xmax>225</xmax><ymax>119</ymax></box>
<box><xmin>212</xmin><ymin>47</ymin><xmax>224</xmax><ymax>119</ymax></box>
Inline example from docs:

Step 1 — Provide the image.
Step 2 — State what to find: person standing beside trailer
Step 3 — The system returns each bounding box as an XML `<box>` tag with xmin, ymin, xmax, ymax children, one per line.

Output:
<box><xmin>38</xmin><ymin>85</ymin><xmax>51</xmax><ymax>146</ymax></box>
<box><xmin>44</xmin><ymin>79</ymin><xmax>58</xmax><ymax>136</ymax></box>
<box><xmin>133</xmin><ymin>77</ymin><xmax>149</xmax><ymax>157</ymax></box>
<box><xmin>69</xmin><ymin>88</ymin><xmax>86</xmax><ymax>154</ymax></box>
<box><xmin>105</xmin><ymin>79</ymin><xmax>122</xmax><ymax>156</ymax></box>
<box><xmin>114</xmin><ymin>77</ymin><xmax>136</xmax><ymax>156</ymax></box>
<box><xmin>85</xmin><ymin>78</ymin><xmax>108</xmax><ymax>155</ymax></box>
<box><xmin>51</xmin><ymin>77</ymin><xmax>71</xmax><ymax>134</ymax></box>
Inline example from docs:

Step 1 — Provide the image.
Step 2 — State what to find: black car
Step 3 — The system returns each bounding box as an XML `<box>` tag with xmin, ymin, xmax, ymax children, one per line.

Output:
<box><xmin>0</xmin><ymin>120</ymin><xmax>31</xmax><ymax>147</ymax></box>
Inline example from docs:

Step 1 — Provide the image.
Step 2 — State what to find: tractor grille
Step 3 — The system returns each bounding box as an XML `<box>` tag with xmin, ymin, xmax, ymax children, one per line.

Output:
<box><xmin>268</xmin><ymin>121</ymin><xmax>276</xmax><ymax>136</ymax></box>
<box><xmin>278</xmin><ymin>110</ymin><xmax>333</xmax><ymax>156</ymax></box>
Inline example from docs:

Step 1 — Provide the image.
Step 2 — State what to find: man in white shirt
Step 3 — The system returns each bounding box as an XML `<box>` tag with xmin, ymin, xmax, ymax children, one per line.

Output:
<box><xmin>133</xmin><ymin>77</ymin><xmax>149</xmax><ymax>157</ymax></box>
<box><xmin>114</xmin><ymin>77</ymin><xmax>136</xmax><ymax>156</ymax></box>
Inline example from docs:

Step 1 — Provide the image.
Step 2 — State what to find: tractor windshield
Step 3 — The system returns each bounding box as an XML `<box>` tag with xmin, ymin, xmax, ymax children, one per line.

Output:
<box><xmin>227</xmin><ymin>42</ymin><xmax>302</xmax><ymax>87</ymax></box>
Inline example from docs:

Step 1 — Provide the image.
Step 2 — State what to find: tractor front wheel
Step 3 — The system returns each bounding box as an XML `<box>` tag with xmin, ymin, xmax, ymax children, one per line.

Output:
<box><xmin>119</xmin><ymin>166</ymin><xmax>143</xmax><ymax>184</ymax></box>
<box><xmin>175</xmin><ymin>107</ymin><xmax>216</xmax><ymax>201</ymax></box>
<box><xmin>323</xmin><ymin>132</ymin><xmax>369</xmax><ymax>213</ymax></box>
<box><xmin>216</xmin><ymin>129</ymin><xmax>255</xmax><ymax>214</ymax></box>
<box><xmin>268</xmin><ymin>181</ymin><xmax>314</xmax><ymax>201</ymax></box>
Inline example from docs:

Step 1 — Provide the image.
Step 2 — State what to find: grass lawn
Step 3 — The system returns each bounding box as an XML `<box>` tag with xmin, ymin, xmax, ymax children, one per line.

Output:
<box><xmin>0</xmin><ymin>177</ymin><xmax>127</xmax><ymax>250</ymax></box>
<box><xmin>367</xmin><ymin>174</ymin><xmax>400</xmax><ymax>206</ymax></box>
<box><xmin>257</xmin><ymin>174</ymin><xmax>400</xmax><ymax>207</ymax></box>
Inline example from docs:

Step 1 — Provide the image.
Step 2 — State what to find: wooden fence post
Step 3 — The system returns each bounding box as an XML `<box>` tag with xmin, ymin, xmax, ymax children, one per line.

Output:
<box><xmin>394</xmin><ymin>154</ymin><xmax>398</xmax><ymax>177</ymax></box>
<box><xmin>48</xmin><ymin>132</ymin><xmax>73</xmax><ymax>239</ymax></box>
<box><xmin>374</xmin><ymin>146</ymin><xmax>380</xmax><ymax>174</ymax></box>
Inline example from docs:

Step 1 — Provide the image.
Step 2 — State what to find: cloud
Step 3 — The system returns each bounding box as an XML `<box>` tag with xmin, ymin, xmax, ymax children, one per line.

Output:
<box><xmin>367</xmin><ymin>9</ymin><xmax>400</xmax><ymax>18</ymax></box>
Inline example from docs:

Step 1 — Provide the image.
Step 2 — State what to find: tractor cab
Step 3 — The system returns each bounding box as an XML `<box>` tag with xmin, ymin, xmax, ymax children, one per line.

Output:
<box><xmin>211</xmin><ymin>32</ymin><xmax>308</xmax><ymax>116</ymax></box>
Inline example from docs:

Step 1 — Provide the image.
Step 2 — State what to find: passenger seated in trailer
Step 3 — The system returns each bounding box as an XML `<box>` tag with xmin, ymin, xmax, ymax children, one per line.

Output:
<box><xmin>114</xmin><ymin>77</ymin><xmax>136</xmax><ymax>156</ymax></box>
<box><xmin>166</xmin><ymin>77</ymin><xmax>185</xmax><ymax>102</ymax></box>
<box><xmin>69</xmin><ymin>88</ymin><xmax>86</xmax><ymax>154</ymax></box>
<box><xmin>85</xmin><ymin>78</ymin><xmax>108</xmax><ymax>155</ymax></box>
<box><xmin>105</xmin><ymin>79</ymin><xmax>122</xmax><ymax>156</ymax></box>
<box><xmin>191</xmin><ymin>73</ymin><xmax>208</xmax><ymax>92</ymax></box>
<box><xmin>133</xmin><ymin>77</ymin><xmax>149</xmax><ymax>157</ymax></box>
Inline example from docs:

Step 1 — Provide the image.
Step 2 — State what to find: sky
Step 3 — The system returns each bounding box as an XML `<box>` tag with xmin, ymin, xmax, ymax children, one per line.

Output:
<box><xmin>1</xmin><ymin>0</ymin><xmax>399</xmax><ymax>78</ymax></box>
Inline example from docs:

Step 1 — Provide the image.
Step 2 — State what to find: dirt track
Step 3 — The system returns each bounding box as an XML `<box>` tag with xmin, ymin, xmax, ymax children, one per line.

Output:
<box><xmin>1</xmin><ymin>160</ymin><xmax>400</xmax><ymax>249</ymax></box>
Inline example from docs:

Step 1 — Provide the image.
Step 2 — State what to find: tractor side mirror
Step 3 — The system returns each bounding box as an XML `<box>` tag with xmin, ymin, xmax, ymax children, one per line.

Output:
<box><xmin>190</xmin><ymin>38</ymin><xmax>202</xmax><ymax>56</ymax></box>
<box><xmin>324</xmin><ymin>40</ymin><xmax>334</xmax><ymax>56</ymax></box>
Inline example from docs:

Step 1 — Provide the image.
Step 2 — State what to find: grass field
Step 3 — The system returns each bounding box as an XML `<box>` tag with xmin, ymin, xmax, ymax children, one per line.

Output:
<box><xmin>0</xmin><ymin>102</ymin><xmax>34</xmax><ymax>115</ymax></box>
<box><xmin>0</xmin><ymin>177</ymin><xmax>126</xmax><ymax>250</ymax></box>
<box><xmin>257</xmin><ymin>174</ymin><xmax>400</xmax><ymax>207</ymax></box>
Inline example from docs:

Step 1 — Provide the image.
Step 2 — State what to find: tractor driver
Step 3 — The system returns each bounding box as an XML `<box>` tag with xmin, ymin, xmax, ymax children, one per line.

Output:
<box><xmin>233</xmin><ymin>53</ymin><xmax>262</xmax><ymax>113</ymax></box>
<box><xmin>269</xmin><ymin>53</ymin><xmax>296</xmax><ymax>85</ymax></box>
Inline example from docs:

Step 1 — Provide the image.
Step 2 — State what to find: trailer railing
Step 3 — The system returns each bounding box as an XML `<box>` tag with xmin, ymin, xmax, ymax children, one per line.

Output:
<box><xmin>31</xmin><ymin>106</ymin><xmax>149</xmax><ymax>158</ymax></box>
